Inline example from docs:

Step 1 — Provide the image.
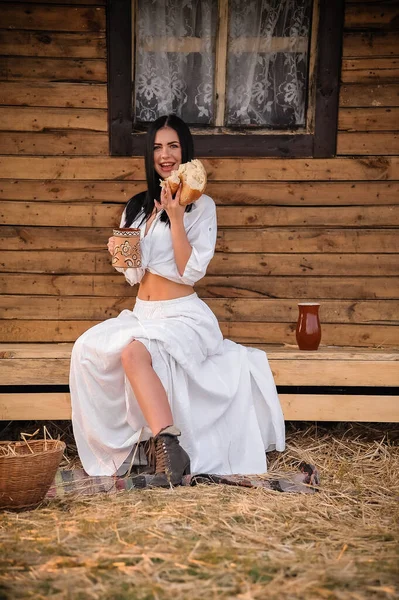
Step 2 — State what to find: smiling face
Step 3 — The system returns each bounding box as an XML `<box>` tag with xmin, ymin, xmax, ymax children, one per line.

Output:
<box><xmin>153</xmin><ymin>126</ymin><xmax>182</xmax><ymax>179</ymax></box>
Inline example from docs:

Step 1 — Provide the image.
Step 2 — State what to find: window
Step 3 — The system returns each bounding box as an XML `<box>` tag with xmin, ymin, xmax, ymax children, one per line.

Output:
<box><xmin>107</xmin><ymin>0</ymin><xmax>344</xmax><ymax>157</ymax></box>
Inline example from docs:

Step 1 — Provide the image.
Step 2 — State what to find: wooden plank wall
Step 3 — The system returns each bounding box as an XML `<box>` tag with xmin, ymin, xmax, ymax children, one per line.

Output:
<box><xmin>0</xmin><ymin>0</ymin><xmax>398</xmax><ymax>348</ymax></box>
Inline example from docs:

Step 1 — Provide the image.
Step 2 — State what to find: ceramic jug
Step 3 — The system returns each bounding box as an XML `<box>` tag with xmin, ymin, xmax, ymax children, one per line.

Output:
<box><xmin>112</xmin><ymin>228</ymin><xmax>142</xmax><ymax>268</ymax></box>
<box><xmin>296</xmin><ymin>303</ymin><xmax>321</xmax><ymax>351</ymax></box>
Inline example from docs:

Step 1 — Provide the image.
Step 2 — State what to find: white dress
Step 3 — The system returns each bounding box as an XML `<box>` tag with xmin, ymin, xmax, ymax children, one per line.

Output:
<box><xmin>70</xmin><ymin>194</ymin><xmax>285</xmax><ymax>476</ymax></box>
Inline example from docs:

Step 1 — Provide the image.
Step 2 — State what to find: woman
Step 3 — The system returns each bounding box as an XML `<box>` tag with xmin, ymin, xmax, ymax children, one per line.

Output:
<box><xmin>70</xmin><ymin>115</ymin><xmax>285</xmax><ymax>486</ymax></box>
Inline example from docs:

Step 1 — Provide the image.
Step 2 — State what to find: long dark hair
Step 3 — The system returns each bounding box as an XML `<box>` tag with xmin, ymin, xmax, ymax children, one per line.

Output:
<box><xmin>124</xmin><ymin>115</ymin><xmax>194</xmax><ymax>227</ymax></box>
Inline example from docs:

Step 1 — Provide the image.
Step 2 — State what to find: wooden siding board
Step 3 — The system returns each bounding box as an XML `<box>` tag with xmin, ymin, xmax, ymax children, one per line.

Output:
<box><xmin>342</xmin><ymin>57</ymin><xmax>399</xmax><ymax>83</ymax></box>
<box><xmin>0</xmin><ymin>82</ymin><xmax>107</xmax><ymax>108</ymax></box>
<box><xmin>0</xmin><ymin>107</ymin><xmax>107</xmax><ymax>132</ymax></box>
<box><xmin>342</xmin><ymin>68</ymin><xmax>399</xmax><ymax>83</ymax></box>
<box><xmin>1</xmin><ymin>202</ymin><xmax>398</xmax><ymax>228</ymax></box>
<box><xmin>1</xmin><ymin>274</ymin><xmax>397</xmax><ymax>300</ymax></box>
<box><xmin>0</xmin><ymin>56</ymin><xmax>107</xmax><ymax>82</ymax></box>
<box><xmin>340</xmin><ymin>83</ymin><xmax>399</xmax><ymax>107</ymax></box>
<box><xmin>0</xmin><ymin>30</ymin><xmax>106</xmax><ymax>58</ymax></box>
<box><xmin>343</xmin><ymin>58</ymin><xmax>399</xmax><ymax>71</ymax></box>
<box><xmin>209</xmin><ymin>254</ymin><xmax>399</xmax><ymax>277</ymax></box>
<box><xmin>2</xmin><ymin>251</ymin><xmax>399</xmax><ymax>277</ymax></box>
<box><xmin>0</xmin><ymin>157</ymin><xmax>398</xmax><ymax>180</ymax></box>
<box><xmin>0</xmin><ymin>179</ymin><xmax>139</xmax><ymax>201</ymax></box>
<box><xmin>1</xmin><ymin>180</ymin><xmax>398</xmax><ymax>205</ymax></box>
<box><xmin>337</xmin><ymin>132</ymin><xmax>399</xmax><ymax>155</ymax></box>
<box><xmin>0</xmin><ymin>131</ymin><xmax>109</xmax><ymax>155</ymax></box>
<box><xmin>216</xmin><ymin>229</ymin><xmax>399</xmax><ymax>253</ymax></box>
<box><xmin>343</xmin><ymin>31</ymin><xmax>399</xmax><ymax>57</ymax></box>
<box><xmin>338</xmin><ymin>107</ymin><xmax>399</xmax><ymax>130</ymax></box>
<box><xmin>1</xmin><ymin>296</ymin><xmax>398</xmax><ymax>324</ymax></box>
<box><xmin>1</xmin><ymin>0</ymin><xmax>106</xmax><ymax>4</ymax></box>
<box><xmin>0</xmin><ymin>319</ymin><xmax>397</xmax><ymax>346</ymax></box>
<box><xmin>1</xmin><ymin>4</ymin><xmax>106</xmax><ymax>32</ymax></box>
<box><xmin>346</xmin><ymin>1</ymin><xmax>399</xmax><ymax>4</ymax></box>
<box><xmin>345</xmin><ymin>4</ymin><xmax>399</xmax><ymax>29</ymax></box>
<box><xmin>196</xmin><ymin>276</ymin><xmax>399</xmax><ymax>300</ymax></box>
<box><xmin>221</xmin><ymin>322</ymin><xmax>399</xmax><ymax>347</ymax></box>
<box><xmin>2</xmin><ymin>226</ymin><xmax>398</xmax><ymax>253</ymax></box>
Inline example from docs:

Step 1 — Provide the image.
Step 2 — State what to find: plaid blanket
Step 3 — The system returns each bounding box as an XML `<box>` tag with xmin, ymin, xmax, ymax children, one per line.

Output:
<box><xmin>46</xmin><ymin>463</ymin><xmax>319</xmax><ymax>499</ymax></box>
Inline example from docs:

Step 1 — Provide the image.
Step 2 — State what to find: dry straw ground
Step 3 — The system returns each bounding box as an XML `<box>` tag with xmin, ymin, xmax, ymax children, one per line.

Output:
<box><xmin>0</xmin><ymin>422</ymin><xmax>398</xmax><ymax>600</ymax></box>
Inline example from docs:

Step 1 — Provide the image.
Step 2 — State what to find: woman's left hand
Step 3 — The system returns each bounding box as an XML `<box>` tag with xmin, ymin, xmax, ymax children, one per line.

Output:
<box><xmin>155</xmin><ymin>182</ymin><xmax>185</xmax><ymax>223</ymax></box>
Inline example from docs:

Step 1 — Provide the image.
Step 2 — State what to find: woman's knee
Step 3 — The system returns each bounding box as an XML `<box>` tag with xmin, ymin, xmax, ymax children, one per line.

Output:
<box><xmin>121</xmin><ymin>340</ymin><xmax>151</xmax><ymax>374</ymax></box>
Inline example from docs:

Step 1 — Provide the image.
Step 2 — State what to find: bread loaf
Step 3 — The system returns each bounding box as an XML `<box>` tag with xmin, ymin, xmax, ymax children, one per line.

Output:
<box><xmin>160</xmin><ymin>159</ymin><xmax>207</xmax><ymax>206</ymax></box>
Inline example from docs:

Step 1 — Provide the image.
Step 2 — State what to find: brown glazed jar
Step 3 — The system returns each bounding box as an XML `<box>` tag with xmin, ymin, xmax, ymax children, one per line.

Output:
<box><xmin>296</xmin><ymin>303</ymin><xmax>321</xmax><ymax>351</ymax></box>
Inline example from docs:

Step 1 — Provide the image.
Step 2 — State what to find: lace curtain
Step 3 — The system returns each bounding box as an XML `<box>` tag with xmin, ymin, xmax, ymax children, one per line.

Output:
<box><xmin>227</xmin><ymin>0</ymin><xmax>312</xmax><ymax>127</ymax></box>
<box><xmin>134</xmin><ymin>0</ymin><xmax>312</xmax><ymax>128</ymax></box>
<box><xmin>135</xmin><ymin>0</ymin><xmax>217</xmax><ymax>124</ymax></box>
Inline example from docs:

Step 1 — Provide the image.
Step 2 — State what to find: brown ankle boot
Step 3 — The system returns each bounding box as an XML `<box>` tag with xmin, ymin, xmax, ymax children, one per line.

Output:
<box><xmin>148</xmin><ymin>425</ymin><xmax>191</xmax><ymax>487</ymax></box>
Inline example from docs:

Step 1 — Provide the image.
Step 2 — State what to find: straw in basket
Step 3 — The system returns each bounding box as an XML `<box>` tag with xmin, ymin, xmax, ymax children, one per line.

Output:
<box><xmin>0</xmin><ymin>439</ymin><xmax>66</xmax><ymax>511</ymax></box>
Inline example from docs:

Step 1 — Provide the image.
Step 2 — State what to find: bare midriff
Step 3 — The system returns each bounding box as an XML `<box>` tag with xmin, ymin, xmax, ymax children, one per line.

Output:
<box><xmin>137</xmin><ymin>271</ymin><xmax>194</xmax><ymax>301</ymax></box>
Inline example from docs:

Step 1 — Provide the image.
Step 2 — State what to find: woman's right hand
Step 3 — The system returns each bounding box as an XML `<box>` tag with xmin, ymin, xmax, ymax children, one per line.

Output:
<box><xmin>107</xmin><ymin>236</ymin><xmax>116</xmax><ymax>256</ymax></box>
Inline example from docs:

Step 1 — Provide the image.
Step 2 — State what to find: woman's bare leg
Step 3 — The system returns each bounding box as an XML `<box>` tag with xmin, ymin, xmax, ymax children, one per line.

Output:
<box><xmin>121</xmin><ymin>340</ymin><xmax>173</xmax><ymax>435</ymax></box>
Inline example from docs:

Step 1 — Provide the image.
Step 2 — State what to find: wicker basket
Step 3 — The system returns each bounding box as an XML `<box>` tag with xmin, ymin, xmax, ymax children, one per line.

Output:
<box><xmin>0</xmin><ymin>439</ymin><xmax>66</xmax><ymax>511</ymax></box>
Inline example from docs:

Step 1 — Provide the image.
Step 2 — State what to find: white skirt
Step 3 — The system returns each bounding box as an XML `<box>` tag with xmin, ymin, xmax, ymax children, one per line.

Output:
<box><xmin>70</xmin><ymin>293</ymin><xmax>285</xmax><ymax>476</ymax></box>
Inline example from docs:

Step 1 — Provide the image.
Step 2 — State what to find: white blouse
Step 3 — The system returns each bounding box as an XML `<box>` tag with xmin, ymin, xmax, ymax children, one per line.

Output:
<box><xmin>115</xmin><ymin>194</ymin><xmax>217</xmax><ymax>287</ymax></box>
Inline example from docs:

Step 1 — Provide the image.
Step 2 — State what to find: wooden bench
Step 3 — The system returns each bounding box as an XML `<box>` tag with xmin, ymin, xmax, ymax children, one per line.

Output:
<box><xmin>1</xmin><ymin>343</ymin><xmax>398</xmax><ymax>422</ymax></box>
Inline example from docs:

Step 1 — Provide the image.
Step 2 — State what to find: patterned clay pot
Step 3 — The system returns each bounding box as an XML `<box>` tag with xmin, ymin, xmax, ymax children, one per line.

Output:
<box><xmin>296</xmin><ymin>303</ymin><xmax>321</xmax><ymax>351</ymax></box>
<box><xmin>112</xmin><ymin>228</ymin><xmax>142</xmax><ymax>268</ymax></box>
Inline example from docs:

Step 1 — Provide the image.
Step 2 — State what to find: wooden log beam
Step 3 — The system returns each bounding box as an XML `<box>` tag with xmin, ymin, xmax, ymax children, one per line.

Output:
<box><xmin>313</xmin><ymin>0</ymin><xmax>345</xmax><ymax>158</ymax></box>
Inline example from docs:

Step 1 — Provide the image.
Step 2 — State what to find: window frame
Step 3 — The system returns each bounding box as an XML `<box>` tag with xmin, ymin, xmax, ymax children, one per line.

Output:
<box><xmin>107</xmin><ymin>0</ymin><xmax>344</xmax><ymax>158</ymax></box>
